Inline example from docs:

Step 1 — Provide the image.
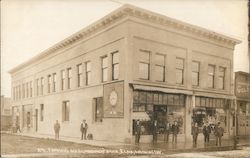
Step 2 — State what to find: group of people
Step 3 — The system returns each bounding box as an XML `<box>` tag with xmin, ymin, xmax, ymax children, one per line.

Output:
<box><xmin>135</xmin><ymin>120</ymin><xmax>180</xmax><ymax>144</ymax></box>
<box><xmin>135</xmin><ymin>120</ymin><xmax>225</xmax><ymax>146</ymax></box>
<box><xmin>192</xmin><ymin>122</ymin><xmax>224</xmax><ymax>147</ymax></box>
<box><xmin>53</xmin><ymin>119</ymin><xmax>88</xmax><ymax>140</ymax></box>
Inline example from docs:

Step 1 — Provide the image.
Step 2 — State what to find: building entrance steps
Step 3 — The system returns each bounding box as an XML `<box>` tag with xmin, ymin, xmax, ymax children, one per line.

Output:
<box><xmin>11</xmin><ymin>132</ymin><xmax>250</xmax><ymax>153</ymax></box>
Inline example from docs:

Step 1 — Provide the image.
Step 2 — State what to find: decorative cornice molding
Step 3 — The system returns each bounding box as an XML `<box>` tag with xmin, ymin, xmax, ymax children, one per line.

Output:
<box><xmin>9</xmin><ymin>4</ymin><xmax>241</xmax><ymax>74</ymax></box>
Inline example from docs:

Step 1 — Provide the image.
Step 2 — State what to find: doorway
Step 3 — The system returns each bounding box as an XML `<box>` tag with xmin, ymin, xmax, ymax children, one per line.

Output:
<box><xmin>153</xmin><ymin>105</ymin><xmax>167</xmax><ymax>134</ymax></box>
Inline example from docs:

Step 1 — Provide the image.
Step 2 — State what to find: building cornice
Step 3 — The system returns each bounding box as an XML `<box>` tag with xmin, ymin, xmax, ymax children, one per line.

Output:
<box><xmin>9</xmin><ymin>4</ymin><xmax>241</xmax><ymax>74</ymax></box>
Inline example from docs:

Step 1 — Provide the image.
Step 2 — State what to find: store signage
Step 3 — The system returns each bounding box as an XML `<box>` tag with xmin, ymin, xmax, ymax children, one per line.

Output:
<box><xmin>235</xmin><ymin>72</ymin><xmax>250</xmax><ymax>99</ymax></box>
<box><xmin>103</xmin><ymin>81</ymin><xmax>124</xmax><ymax>118</ymax></box>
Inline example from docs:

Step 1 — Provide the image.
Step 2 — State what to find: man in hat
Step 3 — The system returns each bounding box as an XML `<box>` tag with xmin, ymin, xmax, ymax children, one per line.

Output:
<box><xmin>172</xmin><ymin>121</ymin><xmax>179</xmax><ymax>143</ymax></box>
<box><xmin>164</xmin><ymin>121</ymin><xmax>171</xmax><ymax>143</ymax></box>
<box><xmin>54</xmin><ymin>120</ymin><xmax>60</xmax><ymax>140</ymax></box>
<box><xmin>215</xmin><ymin>122</ymin><xmax>224</xmax><ymax>146</ymax></box>
<box><xmin>152</xmin><ymin>120</ymin><xmax>158</xmax><ymax>144</ymax></box>
<box><xmin>80</xmin><ymin>120</ymin><xmax>88</xmax><ymax>140</ymax></box>
<box><xmin>203</xmin><ymin>122</ymin><xmax>211</xmax><ymax>144</ymax></box>
<box><xmin>192</xmin><ymin>122</ymin><xmax>199</xmax><ymax>146</ymax></box>
<box><xmin>135</xmin><ymin>120</ymin><xmax>141</xmax><ymax>144</ymax></box>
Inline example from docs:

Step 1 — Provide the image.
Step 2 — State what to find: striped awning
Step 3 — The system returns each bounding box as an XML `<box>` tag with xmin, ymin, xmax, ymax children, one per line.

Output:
<box><xmin>132</xmin><ymin>112</ymin><xmax>151</xmax><ymax>121</ymax></box>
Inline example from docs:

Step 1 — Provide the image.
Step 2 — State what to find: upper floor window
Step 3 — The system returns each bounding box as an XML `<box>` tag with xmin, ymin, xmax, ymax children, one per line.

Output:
<box><xmin>155</xmin><ymin>54</ymin><xmax>166</xmax><ymax>82</ymax></box>
<box><xmin>36</xmin><ymin>79</ymin><xmax>40</xmax><ymax>96</ymax></box>
<box><xmin>85</xmin><ymin>61</ymin><xmax>91</xmax><ymax>85</ymax></box>
<box><xmin>61</xmin><ymin>70</ymin><xmax>66</xmax><ymax>90</ymax></box>
<box><xmin>77</xmin><ymin>64</ymin><xmax>83</xmax><ymax>87</ymax></box>
<box><xmin>67</xmin><ymin>68</ymin><xmax>72</xmax><ymax>89</ymax></box>
<box><xmin>176</xmin><ymin>58</ymin><xmax>184</xmax><ymax>85</ymax></box>
<box><xmin>48</xmin><ymin>75</ymin><xmax>52</xmax><ymax>93</ymax></box>
<box><xmin>52</xmin><ymin>73</ymin><xmax>56</xmax><ymax>92</ymax></box>
<box><xmin>18</xmin><ymin>85</ymin><xmax>21</xmax><ymax>100</ymax></box>
<box><xmin>112</xmin><ymin>52</ymin><xmax>119</xmax><ymax>80</ymax></box>
<box><xmin>218</xmin><ymin>67</ymin><xmax>226</xmax><ymax>89</ymax></box>
<box><xmin>62</xmin><ymin>101</ymin><xmax>70</xmax><ymax>122</ymax></box>
<box><xmin>30</xmin><ymin>81</ymin><xmax>33</xmax><ymax>97</ymax></box>
<box><xmin>192</xmin><ymin>61</ymin><xmax>200</xmax><ymax>86</ymax></box>
<box><xmin>208</xmin><ymin>65</ymin><xmax>215</xmax><ymax>88</ymax></box>
<box><xmin>22</xmin><ymin>83</ymin><xmax>25</xmax><ymax>98</ymax></box>
<box><xmin>26</xmin><ymin>82</ymin><xmax>29</xmax><ymax>98</ymax></box>
<box><xmin>139</xmin><ymin>50</ymin><xmax>150</xmax><ymax>80</ymax></box>
<box><xmin>13</xmin><ymin>87</ymin><xmax>15</xmax><ymax>100</ymax></box>
<box><xmin>101</xmin><ymin>56</ymin><xmax>108</xmax><ymax>82</ymax></box>
<box><xmin>41</xmin><ymin>77</ymin><xmax>44</xmax><ymax>95</ymax></box>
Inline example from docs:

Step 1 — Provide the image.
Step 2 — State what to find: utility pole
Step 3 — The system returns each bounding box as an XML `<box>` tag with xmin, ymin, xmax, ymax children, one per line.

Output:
<box><xmin>233</xmin><ymin>99</ymin><xmax>239</xmax><ymax>149</ymax></box>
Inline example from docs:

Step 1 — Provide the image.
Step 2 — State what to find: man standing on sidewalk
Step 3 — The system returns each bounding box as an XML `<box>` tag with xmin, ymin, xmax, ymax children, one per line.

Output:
<box><xmin>80</xmin><ymin>120</ymin><xmax>88</xmax><ymax>140</ymax></box>
<box><xmin>135</xmin><ymin>120</ymin><xmax>141</xmax><ymax>144</ymax></box>
<box><xmin>164</xmin><ymin>121</ymin><xmax>171</xmax><ymax>143</ymax></box>
<box><xmin>203</xmin><ymin>122</ymin><xmax>211</xmax><ymax>144</ymax></box>
<box><xmin>172</xmin><ymin>121</ymin><xmax>179</xmax><ymax>143</ymax></box>
<box><xmin>54</xmin><ymin>120</ymin><xmax>60</xmax><ymax>140</ymax></box>
<box><xmin>215</xmin><ymin>122</ymin><xmax>224</xmax><ymax>146</ymax></box>
<box><xmin>152</xmin><ymin>120</ymin><xmax>158</xmax><ymax>144</ymax></box>
<box><xmin>192</xmin><ymin>122</ymin><xmax>199</xmax><ymax>147</ymax></box>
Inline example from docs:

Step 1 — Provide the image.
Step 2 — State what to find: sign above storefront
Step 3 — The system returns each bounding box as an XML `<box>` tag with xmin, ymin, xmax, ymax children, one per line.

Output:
<box><xmin>235</xmin><ymin>72</ymin><xmax>250</xmax><ymax>99</ymax></box>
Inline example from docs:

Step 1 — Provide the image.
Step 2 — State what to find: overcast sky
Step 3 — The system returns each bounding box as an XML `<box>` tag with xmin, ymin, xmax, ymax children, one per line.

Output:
<box><xmin>1</xmin><ymin>0</ymin><xmax>249</xmax><ymax>97</ymax></box>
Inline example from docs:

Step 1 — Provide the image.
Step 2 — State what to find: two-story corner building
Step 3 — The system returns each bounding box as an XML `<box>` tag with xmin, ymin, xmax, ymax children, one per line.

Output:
<box><xmin>9</xmin><ymin>5</ymin><xmax>240</xmax><ymax>143</ymax></box>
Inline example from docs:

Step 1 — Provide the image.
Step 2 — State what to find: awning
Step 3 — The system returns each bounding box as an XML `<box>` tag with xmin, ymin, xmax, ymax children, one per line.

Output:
<box><xmin>194</xmin><ymin>91</ymin><xmax>235</xmax><ymax>100</ymax></box>
<box><xmin>132</xmin><ymin>84</ymin><xmax>193</xmax><ymax>95</ymax></box>
<box><xmin>132</xmin><ymin>112</ymin><xmax>151</xmax><ymax>121</ymax></box>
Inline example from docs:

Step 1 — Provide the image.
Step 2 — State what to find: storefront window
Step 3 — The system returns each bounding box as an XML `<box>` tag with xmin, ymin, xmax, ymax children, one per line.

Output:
<box><xmin>133</xmin><ymin>104</ymin><xmax>146</xmax><ymax>112</ymax></box>
<box><xmin>192</xmin><ymin>107</ymin><xmax>227</xmax><ymax>133</ymax></box>
<box><xmin>167</xmin><ymin>106</ymin><xmax>185</xmax><ymax>134</ymax></box>
<box><xmin>133</xmin><ymin>90</ymin><xmax>185</xmax><ymax>135</ymax></box>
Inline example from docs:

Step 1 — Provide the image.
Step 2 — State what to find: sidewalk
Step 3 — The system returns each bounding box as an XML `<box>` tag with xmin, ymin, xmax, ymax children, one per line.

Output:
<box><xmin>11</xmin><ymin>132</ymin><xmax>133</xmax><ymax>147</ymax></box>
<box><xmin>9</xmin><ymin>132</ymin><xmax>250</xmax><ymax>153</ymax></box>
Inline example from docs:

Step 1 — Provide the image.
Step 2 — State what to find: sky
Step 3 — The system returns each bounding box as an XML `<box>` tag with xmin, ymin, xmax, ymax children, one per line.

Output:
<box><xmin>1</xmin><ymin>0</ymin><xmax>249</xmax><ymax>97</ymax></box>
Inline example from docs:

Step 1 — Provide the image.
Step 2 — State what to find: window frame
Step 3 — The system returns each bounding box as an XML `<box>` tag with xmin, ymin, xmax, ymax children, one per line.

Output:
<box><xmin>67</xmin><ymin>68</ymin><xmax>72</xmax><ymax>89</ymax></box>
<box><xmin>61</xmin><ymin>70</ymin><xmax>66</xmax><ymax>90</ymax></box>
<box><xmin>52</xmin><ymin>73</ymin><xmax>56</xmax><ymax>92</ymax></box>
<box><xmin>101</xmin><ymin>56</ymin><xmax>108</xmax><ymax>82</ymax></box>
<box><xmin>192</xmin><ymin>61</ymin><xmax>200</xmax><ymax>86</ymax></box>
<box><xmin>40</xmin><ymin>77</ymin><xmax>44</xmax><ymax>95</ymax></box>
<box><xmin>85</xmin><ymin>61</ymin><xmax>91</xmax><ymax>86</ymax></box>
<box><xmin>155</xmin><ymin>53</ymin><xmax>166</xmax><ymax>82</ymax></box>
<box><xmin>176</xmin><ymin>58</ymin><xmax>184</xmax><ymax>85</ymax></box>
<box><xmin>36</xmin><ymin>79</ymin><xmax>39</xmax><ymax>96</ymax></box>
<box><xmin>208</xmin><ymin>64</ymin><xmax>215</xmax><ymax>88</ymax></box>
<box><xmin>47</xmin><ymin>75</ymin><xmax>52</xmax><ymax>93</ymax></box>
<box><xmin>77</xmin><ymin>64</ymin><xmax>83</xmax><ymax>87</ymax></box>
<box><xmin>112</xmin><ymin>51</ymin><xmax>119</xmax><ymax>80</ymax></box>
<box><xmin>139</xmin><ymin>50</ymin><xmax>151</xmax><ymax>80</ymax></box>
<box><xmin>30</xmin><ymin>81</ymin><xmax>33</xmax><ymax>97</ymax></box>
<box><xmin>218</xmin><ymin>66</ymin><xmax>226</xmax><ymax>90</ymax></box>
